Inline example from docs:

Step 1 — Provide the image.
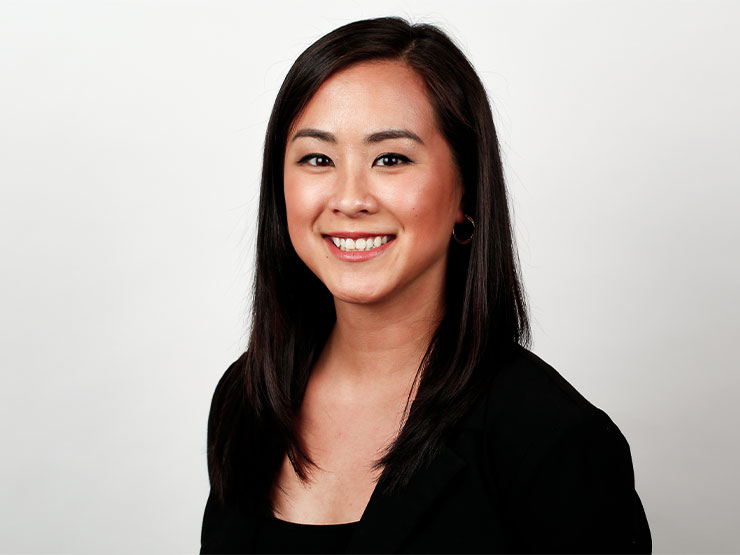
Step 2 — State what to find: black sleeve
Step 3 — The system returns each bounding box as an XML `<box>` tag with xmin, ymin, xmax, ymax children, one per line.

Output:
<box><xmin>200</xmin><ymin>488</ymin><xmax>255</xmax><ymax>554</ymax></box>
<box><xmin>510</xmin><ymin>410</ymin><xmax>651</xmax><ymax>553</ymax></box>
<box><xmin>199</xmin><ymin>489</ymin><xmax>219</xmax><ymax>554</ymax></box>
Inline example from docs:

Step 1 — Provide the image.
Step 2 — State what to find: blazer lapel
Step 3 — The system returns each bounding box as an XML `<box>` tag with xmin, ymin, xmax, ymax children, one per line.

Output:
<box><xmin>347</xmin><ymin>442</ymin><xmax>467</xmax><ymax>553</ymax></box>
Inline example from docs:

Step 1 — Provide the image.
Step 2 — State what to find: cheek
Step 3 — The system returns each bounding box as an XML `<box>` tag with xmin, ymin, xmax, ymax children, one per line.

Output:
<box><xmin>284</xmin><ymin>178</ymin><xmax>312</xmax><ymax>250</ymax></box>
<box><xmin>395</xmin><ymin>173</ymin><xmax>461</xmax><ymax>241</ymax></box>
<box><xmin>285</xmin><ymin>171</ymin><xmax>316</xmax><ymax>222</ymax></box>
<box><xmin>283</xmin><ymin>174</ymin><xmax>332</xmax><ymax>270</ymax></box>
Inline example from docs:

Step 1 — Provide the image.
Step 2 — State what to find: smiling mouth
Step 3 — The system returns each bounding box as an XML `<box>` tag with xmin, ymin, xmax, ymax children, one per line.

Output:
<box><xmin>325</xmin><ymin>235</ymin><xmax>393</xmax><ymax>252</ymax></box>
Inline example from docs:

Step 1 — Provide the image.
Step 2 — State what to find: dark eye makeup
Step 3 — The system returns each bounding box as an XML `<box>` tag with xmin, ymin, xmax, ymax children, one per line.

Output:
<box><xmin>297</xmin><ymin>153</ymin><xmax>334</xmax><ymax>167</ymax></box>
<box><xmin>296</xmin><ymin>152</ymin><xmax>413</xmax><ymax>168</ymax></box>
<box><xmin>373</xmin><ymin>153</ymin><xmax>412</xmax><ymax>167</ymax></box>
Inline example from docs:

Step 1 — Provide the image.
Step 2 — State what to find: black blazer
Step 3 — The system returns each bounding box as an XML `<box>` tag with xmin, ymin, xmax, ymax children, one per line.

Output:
<box><xmin>200</xmin><ymin>345</ymin><xmax>651</xmax><ymax>553</ymax></box>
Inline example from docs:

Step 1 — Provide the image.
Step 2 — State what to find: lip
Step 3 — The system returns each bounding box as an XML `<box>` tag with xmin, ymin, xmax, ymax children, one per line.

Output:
<box><xmin>323</xmin><ymin>234</ymin><xmax>395</xmax><ymax>262</ymax></box>
<box><xmin>323</xmin><ymin>231</ymin><xmax>394</xmax><ymax>240</ymax></box>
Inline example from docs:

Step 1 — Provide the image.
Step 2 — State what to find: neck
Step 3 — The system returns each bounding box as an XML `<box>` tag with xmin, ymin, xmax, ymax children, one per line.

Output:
<box><xmin>320</xmin><ymin>286</ymin><xmax>445</xmax><ymax>386</ymax></box>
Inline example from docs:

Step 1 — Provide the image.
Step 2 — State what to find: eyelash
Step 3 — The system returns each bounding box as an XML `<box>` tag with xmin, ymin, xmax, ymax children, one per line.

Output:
<box><xmin>298</xmin><ymin>153</ymin><xmax>334</xmax><ymax>167</ymax></box>
<box><xmin>374</xmin><ymin>153</ymin><xmax>412</xmax><ymax>167</ymax></box>
<box><xmin>297</xmin><ymin>153</ymin><xmax>412</xmax><ymax>167</ymax></box>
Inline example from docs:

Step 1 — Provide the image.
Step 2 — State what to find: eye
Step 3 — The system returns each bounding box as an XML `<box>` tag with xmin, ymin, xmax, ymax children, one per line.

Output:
<box><xmin>373</xmin><ymin>153</ymin><xmax>412</xmax><ymax>167</ymax></box>
<box><xmin>298</xmin><ymin>153</ymin><xmax>334</xmax><ymax>167</ymax></box>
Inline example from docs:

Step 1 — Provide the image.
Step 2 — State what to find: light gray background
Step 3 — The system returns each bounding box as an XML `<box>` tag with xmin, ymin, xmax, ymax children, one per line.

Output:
<box><xmin>1</xmin><ymin>1</ymin><xmax>738</xmax><ymax>553</ymax></box>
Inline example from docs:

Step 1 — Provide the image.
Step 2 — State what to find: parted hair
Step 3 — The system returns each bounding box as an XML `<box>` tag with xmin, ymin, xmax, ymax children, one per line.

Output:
<box><xmin>206</xmin><ymin>16</ymin><xmax>529</xmax><ymax>510</ymax></box>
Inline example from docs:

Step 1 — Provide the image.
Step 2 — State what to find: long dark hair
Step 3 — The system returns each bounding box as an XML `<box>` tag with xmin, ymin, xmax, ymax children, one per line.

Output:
<box><xmin>207</xmin><ymin>17</ymin><xmax>529</xmax><ymax>510</ymax></box>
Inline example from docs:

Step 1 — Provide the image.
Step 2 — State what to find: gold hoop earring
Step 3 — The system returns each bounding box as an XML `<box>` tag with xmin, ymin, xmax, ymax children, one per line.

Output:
<box><xmin>452</xmin><ymin>215</ymin><xmax>475</xmax><ymax>245</ymax></box>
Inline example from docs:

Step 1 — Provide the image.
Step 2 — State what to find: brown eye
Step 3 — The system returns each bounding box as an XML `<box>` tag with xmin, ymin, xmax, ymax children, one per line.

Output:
<box><xmin>374</xmin><ymin>153</ymin><xmax>411</xmax><ymax>167</ymax></box>
<box><xmin>299</xmin><ymin>154</ymin><xmax>334</xmax><ymax>167</ymax></box>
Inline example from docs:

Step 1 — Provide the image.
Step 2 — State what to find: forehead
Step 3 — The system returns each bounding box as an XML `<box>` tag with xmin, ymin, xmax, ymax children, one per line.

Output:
<box><xmin>290</xmin><ymin>60</ymin><xmax>437</xmax><ymax>137</ymax></box>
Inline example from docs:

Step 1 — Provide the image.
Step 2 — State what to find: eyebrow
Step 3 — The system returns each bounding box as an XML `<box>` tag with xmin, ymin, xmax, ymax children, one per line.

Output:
<box><xmin>365</xmin><ymin>129</ymin><xmax>424</xmax><ymax>145</ymax></box>
<box><xmin>290</xmin><ymin>128</ymin><xmax>424</xmax><ymax>145</ymax></box>
<box><xmin>291</xmin><ymin>128</ymin><xmax>337</xmax><ymax>143</ymax></box>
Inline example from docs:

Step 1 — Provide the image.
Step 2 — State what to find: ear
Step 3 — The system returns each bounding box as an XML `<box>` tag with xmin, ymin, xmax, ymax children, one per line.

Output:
<box><xmin>455</xmin><ymin>188</ymin><xmax>466</xmax><ymax>224</ymax></box>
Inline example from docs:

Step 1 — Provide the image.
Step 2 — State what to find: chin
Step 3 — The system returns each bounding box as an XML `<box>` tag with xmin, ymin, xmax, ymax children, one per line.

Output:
<box><xmin>327</xmin><ymin>282</ymin><xmax>389</xmax><ymax>306</ymax></box>
<box><xmin>331</xmin><ymin>291</ymin><xmax>383</xmax><ymax>306</ymax></box>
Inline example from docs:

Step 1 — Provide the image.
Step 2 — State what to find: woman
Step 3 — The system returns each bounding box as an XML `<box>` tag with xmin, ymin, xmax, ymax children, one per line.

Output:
<box><xmin>200</xmin><ymin>17</ymin><xmax>651</xmax><ymax>554</ymax></box>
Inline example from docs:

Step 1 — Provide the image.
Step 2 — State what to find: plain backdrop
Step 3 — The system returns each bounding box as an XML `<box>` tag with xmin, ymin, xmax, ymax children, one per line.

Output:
<box><xmin>1</xmin><ymin>1</ymin><xmax>738</xmax><ymax>553</ymax></box>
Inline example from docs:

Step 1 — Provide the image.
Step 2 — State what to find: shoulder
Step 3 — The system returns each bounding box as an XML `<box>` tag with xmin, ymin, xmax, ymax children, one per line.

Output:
<box><xmin>466</xmin><ymin>343</ymin><xmax>651</xmax><ymax>552</ymax></box>
<box><xmin>473</xmin><ymin>342</ymin><xmax>632</xmax><ymax>483</ymax></box>
<box><xmin>480</xmin><ymin>343</ymin><xmax>622</xmax><ymax>470</ymax></box>
<box><xmin>488</xmin><ymin>342</ymin><xmax>603</xmax><ymax>418</ymax></box>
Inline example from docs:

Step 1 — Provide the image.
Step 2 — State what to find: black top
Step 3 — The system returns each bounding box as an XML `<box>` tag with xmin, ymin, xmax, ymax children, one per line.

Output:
<box><xmin>253</xmin><ymin>514</ymin><xmax>359</xmax><ymax>554</ymax></box>
<box><xmin>201</xmin><ymin>344</ymin><xmax>651</xmax><ymax>553</ymax></box>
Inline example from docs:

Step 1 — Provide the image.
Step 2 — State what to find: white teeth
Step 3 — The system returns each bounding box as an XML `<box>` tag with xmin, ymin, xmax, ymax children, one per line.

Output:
<box><xmin>330</xmin><ymin>235</ymin><xmax>391</xmax><ymax>252</ymax></box>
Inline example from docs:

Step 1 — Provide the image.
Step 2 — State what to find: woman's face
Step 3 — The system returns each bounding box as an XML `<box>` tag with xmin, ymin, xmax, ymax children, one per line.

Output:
<box><xmin>283</xmin><ymin>60</ymin><xmax>464</xmax><ymax>308</ymax></box>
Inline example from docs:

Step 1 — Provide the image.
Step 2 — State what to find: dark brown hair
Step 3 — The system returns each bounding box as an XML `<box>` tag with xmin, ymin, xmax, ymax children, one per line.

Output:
<box><xmin>207</xmin><ymin>16</ymin><xmax>529</xmax><ymax>511</ymax></box>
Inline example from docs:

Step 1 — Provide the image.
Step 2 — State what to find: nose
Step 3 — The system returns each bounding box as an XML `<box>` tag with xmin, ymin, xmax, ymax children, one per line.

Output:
<box><xmin>327</xmin><ymin>165</ymin><xmax>379</xmax><ymax>217</ymax></box>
